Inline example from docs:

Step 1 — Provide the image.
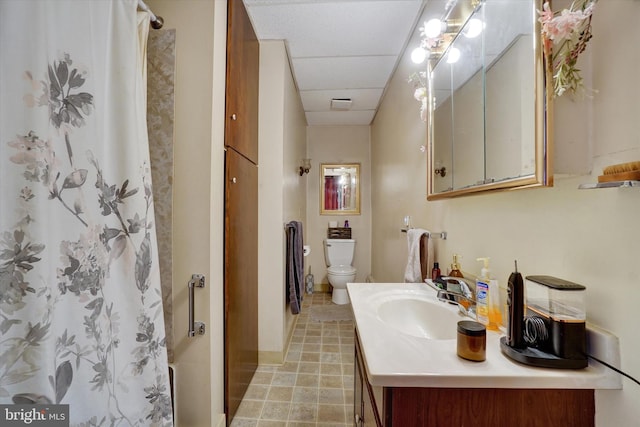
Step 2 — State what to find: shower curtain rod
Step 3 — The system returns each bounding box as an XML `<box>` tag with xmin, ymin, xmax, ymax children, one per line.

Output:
<box><xmin>137</xmin><ymin>0</ymin><xmax>164</xmax><ymax>29</ymax></box>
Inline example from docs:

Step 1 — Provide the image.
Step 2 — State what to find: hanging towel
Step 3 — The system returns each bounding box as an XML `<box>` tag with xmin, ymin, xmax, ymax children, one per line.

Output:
<box><xmin>404</xmin><ymin>228</ymin><xmax>433</xmax><ymax>283</ymax></box>
<box><xmin>286</xmin><ymin>221</ymin><xmax>304</xmax><ymax>314</ymax></box>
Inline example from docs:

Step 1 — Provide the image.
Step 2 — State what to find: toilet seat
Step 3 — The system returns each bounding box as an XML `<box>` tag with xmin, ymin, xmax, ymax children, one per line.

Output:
<box><xmin>328</xmin><ymin>266</ymin><xmax>356</xmax><ymax>276</ymax></box>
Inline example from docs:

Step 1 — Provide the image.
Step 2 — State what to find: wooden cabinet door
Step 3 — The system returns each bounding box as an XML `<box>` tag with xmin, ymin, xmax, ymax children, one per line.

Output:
<box><xmin>224</xmin><ymin>148</ymin><xmax>258</xmax><ymax>422</ymax></box>
<box><xmin>225</xmin><ymin>0</ymin><xmax>259</xmax><ymax>163</ymax></box>
<box><xmin>224</xmin><ymin>0</ymin><xmax>259</xmax><ymax>423</ymax></box>
<box><xmin>362</xmin><ymin>382</ymin><xmax>379</xmax><ymax>426</ymax></box>
<box><xmin>354</xmin><ymin>343</ymin><xmax>364</xmax><ymax>425</ymax></box>
<box><xmin>355</xmin><ymin>335</ymin><xmax>382</xmax><ymax>427</ymax></box>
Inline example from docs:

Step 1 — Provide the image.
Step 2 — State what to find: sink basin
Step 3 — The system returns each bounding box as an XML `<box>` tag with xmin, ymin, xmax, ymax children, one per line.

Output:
<box><xmin>375</xmin><ymin>295</ymin><xmax>460</xmax><ymax>340</ymax></box>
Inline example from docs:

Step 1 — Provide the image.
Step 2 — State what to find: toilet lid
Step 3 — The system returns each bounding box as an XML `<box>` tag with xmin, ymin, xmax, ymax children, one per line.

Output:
<box><xmin>328</xmin><ymin>266</ymin><xmax>356</xmax><ymax>275</ymax></box>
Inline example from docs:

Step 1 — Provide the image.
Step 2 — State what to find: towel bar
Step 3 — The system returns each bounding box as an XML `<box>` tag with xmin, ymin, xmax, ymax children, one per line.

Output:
<box><xmin>401</xmin><ymin>229</ymin><xmax>447</xmax><ymax>240</ymax></box>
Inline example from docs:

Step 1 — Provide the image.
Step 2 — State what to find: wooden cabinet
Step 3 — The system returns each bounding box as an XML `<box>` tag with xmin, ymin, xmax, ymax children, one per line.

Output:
<box><xmin>224</xmin><ymin>149</ymin><xmax>258</xmax><ymax>422</ymax></box>
<box><xmin>225</xmin><ymin>0</ymin><xmax>259</xmax><ymax>163</ymax></box>
<box><xmin>224</xmin><ymin>0</ymin><xmax>259</xmax><ymax>423</ymax></box>
<box><xmin>354</xmin><ymin>332</ymin><xmax>595</xmax><ymax>427</ymax></box>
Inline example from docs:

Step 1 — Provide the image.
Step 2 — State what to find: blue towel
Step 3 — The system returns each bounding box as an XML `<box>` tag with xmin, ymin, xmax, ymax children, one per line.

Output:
<box><xmin>286</xmin><ymin>221</ymin><xmax>304</xmax><ymax>314</ymax></box>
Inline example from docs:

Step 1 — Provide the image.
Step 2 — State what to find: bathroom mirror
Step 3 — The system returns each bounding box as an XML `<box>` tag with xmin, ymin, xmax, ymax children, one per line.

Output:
<box><xmin>427</xmin><ymin>0</ymin><xmax>552</xmax><ymax>200</ymax></box>
<box><xmin>320</xmin><ymin>163</ymin><xmax>360</xmax><ymax>215</ymax></box>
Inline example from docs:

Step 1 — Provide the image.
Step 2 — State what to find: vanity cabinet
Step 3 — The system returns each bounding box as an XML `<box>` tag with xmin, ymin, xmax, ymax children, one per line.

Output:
<box><xmin>354</xmin><ymin>332</ymin><xmax>595</xmax><ymax>427</ymax></box>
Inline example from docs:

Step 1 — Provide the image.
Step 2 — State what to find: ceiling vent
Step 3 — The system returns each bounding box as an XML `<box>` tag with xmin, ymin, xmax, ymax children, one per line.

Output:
<box><xmin>330</xmin><ymin>98</ymin><xmax>353</xmax><ymax>111</ymax></box>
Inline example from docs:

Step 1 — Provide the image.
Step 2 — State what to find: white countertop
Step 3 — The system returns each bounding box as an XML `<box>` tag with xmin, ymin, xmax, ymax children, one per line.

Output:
<box><xmin>347</xmin><ymin>282</ymin><xmax>622</xmax><ymax>389</ymax></box>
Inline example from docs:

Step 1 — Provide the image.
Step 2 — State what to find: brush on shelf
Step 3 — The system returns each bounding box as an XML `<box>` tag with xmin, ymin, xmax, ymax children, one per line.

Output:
<box><xmin>598</xmin><ymin>161</ymin><xmax>640</xmax><ymax>183</ymax></box>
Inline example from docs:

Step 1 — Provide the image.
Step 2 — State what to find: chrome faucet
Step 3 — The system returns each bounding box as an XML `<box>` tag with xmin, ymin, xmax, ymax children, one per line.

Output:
<box><xmin>436</xmin><ymin>277</ymin><xmax>476</xmax><ymax>318</ymax></box>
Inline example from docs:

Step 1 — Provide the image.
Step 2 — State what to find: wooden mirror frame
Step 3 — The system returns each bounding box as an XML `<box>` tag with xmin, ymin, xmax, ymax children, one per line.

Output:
<box><xmin>320</xmin><ymin>163</ymin><xmax>361</xmax><ymax>215</ymax></box>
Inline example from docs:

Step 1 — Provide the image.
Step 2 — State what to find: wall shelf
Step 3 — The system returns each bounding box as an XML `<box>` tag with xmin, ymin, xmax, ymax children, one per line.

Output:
<box><xmin>578</xmin><ymin>180</ymin><xmax>640</xmax><ymax>189</ymax></box>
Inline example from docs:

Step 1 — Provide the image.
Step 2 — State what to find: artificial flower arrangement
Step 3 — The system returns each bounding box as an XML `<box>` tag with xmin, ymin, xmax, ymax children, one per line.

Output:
<box><xmin>408</xmin><ymin>71</ymin><xmax>428</xmax><ymax>123</ymax></box>
<box><xmin>538</xmin><ymin>0</ymin><xmax>598</xmax><ymax>97</ymax></box>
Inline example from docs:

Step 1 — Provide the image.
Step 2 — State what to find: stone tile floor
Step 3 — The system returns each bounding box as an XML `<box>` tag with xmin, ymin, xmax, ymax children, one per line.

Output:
<box><xmin>230</xmin><ymin>292</ymin><xmax>355</xmax><ymax>426</ymax></box>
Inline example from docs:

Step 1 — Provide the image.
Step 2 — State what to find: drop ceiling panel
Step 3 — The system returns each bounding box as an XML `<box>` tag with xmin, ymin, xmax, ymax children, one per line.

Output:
<box><xmin>306</xmin><ymin>110</ymin><xmax>376</xmax><ymax>126</ymax></box>
<box><xmin>244</xmin><ymin>0</ymin><xmax>426</xmax><ymax>125</ymax></box>
<box><xmin>300</xmin><ymin>88</ymin><xmax>384</xmax><ymax>112</ymax></box>
<box><xmin>293</xmin><ymin>56</ymin><xmax>397</xmax><ymax>91</ymax></box>
<box><xmin>244</xmin><ymin>1</ymin><xmax>422</xmax><ymax>58</ymax></box>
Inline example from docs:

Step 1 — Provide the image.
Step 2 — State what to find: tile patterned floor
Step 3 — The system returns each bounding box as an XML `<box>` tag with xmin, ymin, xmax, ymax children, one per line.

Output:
<box><xmin>231</xmin><ymin>293</ymin><xmax>355</xmax><ymax>426</ymax></box>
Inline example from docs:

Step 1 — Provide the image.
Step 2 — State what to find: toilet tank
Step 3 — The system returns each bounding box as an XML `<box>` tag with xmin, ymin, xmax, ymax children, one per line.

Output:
<box><xmin>324</xmin><ymin>239</ymin><xmax>356</xmax><ymax>266</ymax></box>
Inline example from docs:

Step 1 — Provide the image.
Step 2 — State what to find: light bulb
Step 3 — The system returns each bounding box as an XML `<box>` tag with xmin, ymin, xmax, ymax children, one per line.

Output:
<box><xmin>446</xmin><ymin>47</ymin><xmax>460</xmax><ymax>64</ymax></box>
<box><xmin>411</xmin><ymin>47</ymin><xmax>427</xmax><ymax>64</ymax></box>
<box><xmin>424</xmin><ymin>18</ymin><xmax>444</xmax><ymax>38</ymax></box>
<box><xmin>464</xmin><ymin>18</ymin><xmax>483</xmax><ymax>38</ymax></box>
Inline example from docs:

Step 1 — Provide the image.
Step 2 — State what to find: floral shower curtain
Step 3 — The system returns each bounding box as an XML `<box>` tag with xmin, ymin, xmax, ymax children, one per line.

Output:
<box><xmin>0</xmin><ymin>1</ymin><xmax>173</xmax><ymax>425</ymax></box>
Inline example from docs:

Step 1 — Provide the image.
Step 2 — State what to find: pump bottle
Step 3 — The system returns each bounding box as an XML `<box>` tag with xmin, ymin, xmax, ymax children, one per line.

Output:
<box><xmin>475</xmin><ymin>257</ymin><xmax>502</xmax><ymax>331</ymax></box>
<box><xmin>449</xmin><ymin>254</ymin><xmax>464</xmax><ymax>278</ymax></box>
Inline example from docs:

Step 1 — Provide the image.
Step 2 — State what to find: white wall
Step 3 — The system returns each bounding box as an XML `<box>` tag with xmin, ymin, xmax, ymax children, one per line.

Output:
<box><xmin>258</xmin><ymin>40</ymin><xmax>307</xmax><ymax>364</ymax></box>
<box><xmin>372</xmin><ymin>1</ymin><xmax>640</xmax><ymax>425</ymax></box>
<box><xmin>306</xmin><ymin>126</ymin><xmax>372</xmax><ymax>286</ymax></box>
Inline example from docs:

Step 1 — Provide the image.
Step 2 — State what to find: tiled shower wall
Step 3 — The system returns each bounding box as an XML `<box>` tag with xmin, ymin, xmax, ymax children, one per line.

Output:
<box><xmin>147</xmin><ymin>28</ymin><xmax>176</xmax><ymax>362</ymax></box>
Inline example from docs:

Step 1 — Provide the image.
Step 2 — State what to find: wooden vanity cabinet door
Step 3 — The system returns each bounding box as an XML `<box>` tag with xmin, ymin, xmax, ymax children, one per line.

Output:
<box><xmin>355</xmin><ymin>333</ymin><xmax>383</xmax><ymax>427</ymax></box>
<box><xmin>362</xmin><ymin>386</ymin><xmax>380</xmax><ymax>426</ymax></box>
<box><xmin>385</xmin><ymin>387</ymin><xmax>594</xmax><ymax>426</ymax></box>
<box><xmin>354</xmin><ymin>343</ymin><xmax>364</xmax><ymax>425</ymax></box>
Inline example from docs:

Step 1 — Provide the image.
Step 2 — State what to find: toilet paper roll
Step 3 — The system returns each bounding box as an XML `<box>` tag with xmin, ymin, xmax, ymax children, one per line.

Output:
<box><xmin>303</xmin><ymin>245</ymin><xmax>311</xmax><ymax>257</ymax></box>
<box><xmin>328</xmin><ymin>221</ymin><xmax>338</xmax><ymax>228</ymax></box>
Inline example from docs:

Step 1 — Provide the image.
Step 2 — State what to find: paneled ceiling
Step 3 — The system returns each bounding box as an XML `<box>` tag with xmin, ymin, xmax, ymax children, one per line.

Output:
<box><xmin>244</xmin><ymin>0</ymin><xmax>438</xmax><ymax>126</ymax></box>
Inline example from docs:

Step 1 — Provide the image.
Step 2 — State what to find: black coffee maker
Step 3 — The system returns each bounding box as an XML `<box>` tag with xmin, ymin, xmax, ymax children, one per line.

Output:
<box><xmin>500</xmin><ymin>264</ymin><xmax>588</xmax><ymax>369</ymax></box>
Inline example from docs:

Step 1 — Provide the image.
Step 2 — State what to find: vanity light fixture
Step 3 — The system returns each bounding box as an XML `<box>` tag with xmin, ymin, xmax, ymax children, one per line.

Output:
<box><xmin>446</xmin><ymin>47</ymin><xmax>461</xmax><ymax>64</ymax></box>
<box><xmin>299</xmin><ymin>158</ymin><xmax>311</xmax><ymax>176</ymax></box>
<box><xmin>423</xmin><ymin>18</ymin><xmax>462</xmax><ymax>38</ymax></box>
<box><xmin>411</xmin><ymin>16</ymin><xmax>464</xmax><ymax>65</ymax></box>
<box><xmin>424</xmin><ymin>18</ymin><xmax>446</xmax><ymax>38</ymax></box>
<box><xmin>411</xmin><ymin>47</ymin><xmax>428</xmax><ymax>64</ymax></box>
<box><xmin>463</xmin><ymin>18</ymin><xmax>484</xmax><ymax>38</ymax></box>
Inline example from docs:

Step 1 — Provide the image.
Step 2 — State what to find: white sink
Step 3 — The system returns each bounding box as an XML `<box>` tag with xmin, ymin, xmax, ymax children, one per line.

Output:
<box><xmin>372</xmin><ymin>291</ymin><xmax>460</xmax><ymax>340</ymax></box>
<box><xmin>347</xmin><ymin>282</ymin><xmax>621</xmax><ymax>390</ymax></box>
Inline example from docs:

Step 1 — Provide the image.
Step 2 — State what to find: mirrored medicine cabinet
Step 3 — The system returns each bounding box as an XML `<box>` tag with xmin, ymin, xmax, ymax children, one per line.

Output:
<box><xmin>425</xmin><ymin>0</ymin><xmax>553</xmax><ymax>200</ymax></box>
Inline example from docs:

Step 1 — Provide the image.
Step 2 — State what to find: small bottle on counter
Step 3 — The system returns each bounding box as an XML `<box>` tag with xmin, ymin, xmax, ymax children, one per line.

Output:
<box><xmin>431</xmin><ymin>262</ymin><xmax>441</xmax><ymax>280</ymax></box>
<box><xmin>344</xmin><ymin>220</ymin><xmax>350</xmax><ymax>228</ymax></box>
<box><xmin>457</xmin><ymin>320</ymin><xmax>486</xmax><ymax>362</ymax></box>
<box><xmin>449</xmin><ymin>254</ymin><xmax>464</xmax><ymax>278</ymax></box>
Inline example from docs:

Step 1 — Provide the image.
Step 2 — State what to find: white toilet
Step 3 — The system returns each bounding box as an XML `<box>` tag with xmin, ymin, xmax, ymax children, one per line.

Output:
<box><xmin>324</xmin><ymin>239</ymin><xmax>357</xmax><ymax>305</ymax></box>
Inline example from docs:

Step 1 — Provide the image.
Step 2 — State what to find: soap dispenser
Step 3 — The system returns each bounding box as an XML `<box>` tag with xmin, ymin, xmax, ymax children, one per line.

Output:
<box><xmin>475</xmin><ymin>257</ymin><xmax>502</xmax><ymax>331</ymax></box>
<box><xmin>449</xmin><ymin>254</ymin><xmax>464</xmax><ymax>278</ymax></box>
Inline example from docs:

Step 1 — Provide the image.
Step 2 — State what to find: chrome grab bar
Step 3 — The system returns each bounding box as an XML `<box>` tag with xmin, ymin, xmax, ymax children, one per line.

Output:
<box><xmin>188</xmin><ymin>274</ymin><xmax>206</xmax><ymax>337</ymax></box>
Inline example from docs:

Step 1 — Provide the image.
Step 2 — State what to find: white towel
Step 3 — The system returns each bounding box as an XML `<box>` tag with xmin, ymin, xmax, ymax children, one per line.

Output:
<box><xmin>403</xmin><ymin>228</ymin><xmax>433</xmax><ymax>283</ymax></box>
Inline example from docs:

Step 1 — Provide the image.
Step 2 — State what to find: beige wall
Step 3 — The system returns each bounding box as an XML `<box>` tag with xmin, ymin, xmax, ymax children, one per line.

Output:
<box><xmin>258</xmin><ymin>40</ymin><xmax>307</xmax><ymax>364</ymax></box>
<box><xmin>306</xmin><ymin>126</ymin><xmax>372</xmax><ymax>286</ymax></box>
<box><xmin>147</xmin><ymin>1</ymin><xmax>226</xmax><ymax>425</ymax></box>
<box><xmin>372</xmin><ymin>1</ymin><xmax>640</xmax><ymax>425</ymax></box>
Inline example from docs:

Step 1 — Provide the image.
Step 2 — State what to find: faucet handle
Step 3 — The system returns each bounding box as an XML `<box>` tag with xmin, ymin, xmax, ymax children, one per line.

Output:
<box><xmin>440</xmin><ymin>277</ymin><xmax>474</xmax><ymax>299</ymax></box>
<box><xmin>458</xmin><ymin>280</ymin><xmax>473</xmax><ymax>300</ymax></box>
